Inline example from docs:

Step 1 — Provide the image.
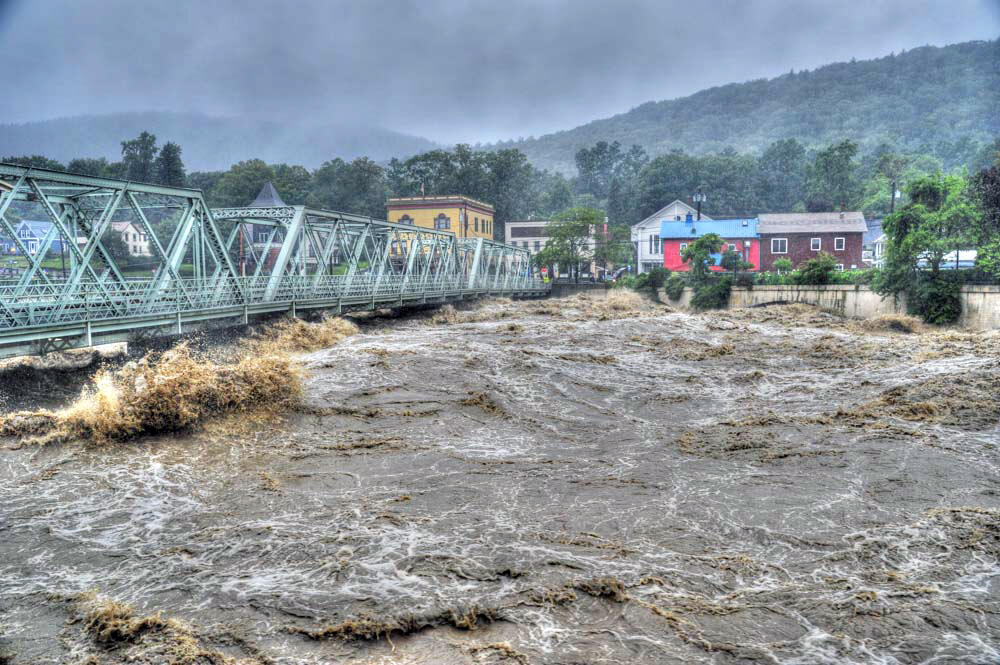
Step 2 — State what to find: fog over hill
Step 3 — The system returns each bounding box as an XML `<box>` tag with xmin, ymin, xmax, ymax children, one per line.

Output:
<box><xmin>0</xmin><ymin>112</ymin><xmax>439</xmax><ymax>171</ymax></box>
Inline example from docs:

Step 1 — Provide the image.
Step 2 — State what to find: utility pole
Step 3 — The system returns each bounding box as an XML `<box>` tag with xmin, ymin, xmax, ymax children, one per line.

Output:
<box><xmin>890</xmin><ymin>180</ymin><xmax>900</xmax><ymax>214</ymax></box>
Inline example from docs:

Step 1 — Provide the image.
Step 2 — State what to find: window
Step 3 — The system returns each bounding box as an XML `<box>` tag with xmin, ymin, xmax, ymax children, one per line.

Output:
<box><xmin>649</xmin><ymin>236</ymin><xmax>655</xmax><ymax>254</ymax></box>
<box><xmin>835</xmin><ymin>264</ymin><xmax>844</xmax><ymax>271</ymax></box>
<box><xmin>434</xmin><ymin>213</ymin><xmax>450</xmax><ymax>230</ymax></box>
<box><xmin>399</xmin><ymin>214</ymin><xmax>414</xmax><ymax>225</ymax></box>
<box><xmin>728</xmin><ymin>244</ymin><xmax>737</xmax><ymax>252</ymax></box>
<box><xmin>679</xmin><ymin>242</ymin><xmax>688</xmax><ymax>252</ymax></box>
<box><xmin>474</xmin><ymin>218</ymin><xmax>479</xmax><ymax>233</ymax></box>
<box><xmin>400</xmin><ymin>240</ymin><xmax>407</xmax><ymax>254</ymax></box>
<box><xmin>834</xmin><ymin>237</ymin><xmax>845</xmax><ymax>251</ymax></box>
<box><xmin>810</xmin><ymin>237</ymin><xmax>821</xmax><ymax>251</ymax></box>
<box><xmin>771</xmin><ymin>238</ymin><xmax>787</xmax><ymax>254</ymax></box>
<box><xmin>674</xmin><ymin>215</ymin><xmax>681</xmax><ymax>221</ymax></box>
<box><xmin>257</xmin><ymin>232</ymin><xmax>269</xmax><ymax>243</ymax></box>
<box><xmin>534</xmin><ymin>241</ymin><xmax>541</xmax><ymax>252</ymax></box>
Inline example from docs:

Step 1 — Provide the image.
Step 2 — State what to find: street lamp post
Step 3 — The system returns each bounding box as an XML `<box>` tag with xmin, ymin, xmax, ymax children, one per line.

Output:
<box><xmin>693</xmin><ymin>190</ymin><xmax>706</xmax><ymax>221</ymax></box>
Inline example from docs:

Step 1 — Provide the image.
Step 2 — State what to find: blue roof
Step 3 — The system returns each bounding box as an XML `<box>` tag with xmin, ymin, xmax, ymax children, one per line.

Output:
<box><xmin>660</xmin><ymin>218</ymin><xmax>758</xmax><ymax>239</ymax></box>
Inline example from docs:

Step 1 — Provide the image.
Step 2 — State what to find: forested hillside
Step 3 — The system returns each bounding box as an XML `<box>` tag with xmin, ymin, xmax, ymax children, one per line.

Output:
<box><xmin>501</xmin><ymin>40</ymin><xmax>1000</xmax><ymax>173</ymax></box>
<box><xmin>0</xmin><ymin>112</ymin><xmax>439</xmax><ymax>171</ymax></box>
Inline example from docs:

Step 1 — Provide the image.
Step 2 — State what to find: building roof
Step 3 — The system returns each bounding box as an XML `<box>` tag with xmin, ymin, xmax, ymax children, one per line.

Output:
<box><xmin>758</xmin><ymin>212</ymin><xmax>866</xmax><ymax>234</ymax></box>
<box><xmin>15</xmin><ymin>220</ymin><xmax>54</xmax><ymax>237</ymax></box>
<box><xmin>659</xmin><ymin>218</ymin><xmax>757</xmax><ymax>239</ymax></box>
<box><xmin>863</xmin><ymin>218</ymin><xmax>883</xmax><ymax>246</ymax></box>
<box><xmin>250</xmin><ymin>181</ymin><xmax>287</xmax><ymax>207</ymax></box>
<box><xmin>633</xmin><ymin>199</ymin><xmax>709</xmax><ymax>229</ymax></box>
<box><xmin>387</xmin><ymin>195</ymin><xmax>494</xmax><ymax>212</ymax></box>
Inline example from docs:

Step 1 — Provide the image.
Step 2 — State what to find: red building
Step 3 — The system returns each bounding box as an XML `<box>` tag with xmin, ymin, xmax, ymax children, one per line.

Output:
<box><xmin>659</xmin><ymin>218</ymin><xmax>760</xmax><ymax>271</ymax></box>
<box><xmin>757</xmin><ymin>212</ymin><xmax>867</xmax><ymax>271</ymax></box>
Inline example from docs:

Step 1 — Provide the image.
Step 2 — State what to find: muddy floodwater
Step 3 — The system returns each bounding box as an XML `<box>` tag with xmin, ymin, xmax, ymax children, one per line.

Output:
<box><xmin>1</xmin><ymin>292</ymin><xmax>998</xmax><ymax>664</ymax></box>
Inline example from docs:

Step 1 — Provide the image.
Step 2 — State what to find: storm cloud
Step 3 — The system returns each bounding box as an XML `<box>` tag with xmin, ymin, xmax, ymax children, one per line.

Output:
<box><xmin>0</xmin><ymin>0</ymin><xmax>997</xmax><ymax>143</ymax></box>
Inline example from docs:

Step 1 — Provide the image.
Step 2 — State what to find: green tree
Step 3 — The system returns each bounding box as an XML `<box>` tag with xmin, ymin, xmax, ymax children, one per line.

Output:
<box><xmin>155</xmin><ymin>142</ymin><xmax>186</xmax><ymax>187</ymax></box>
<box><xmin>121</xmin><ymin>131</ymin><xmax>158</xmax><ymax>182</ymax></box>
<box><xmin>719</xmin><ymin>248</ymin><xmax>752</xmax><ymax>272</ymax></box>
<box><xmin>805</xmin><ymin>140</ymin><xmax>861</xmax><ymax>211</ymax></box>
<box><xmin>271</xmin><ymin>164</ymin><xmax>312</xmax><ymax>205</ymax></box>
<box><xmin>970</xmin><ymin>163</ymin><xmax>1000</xmax><ymax>278</ymax></box>
<box><xmin>758</xmin><ymin>139</ymin><xmax>806</xmax><ymax>211</ymax></box>
<box><xmin>541</xmin><ymin>176</ymin><xmax>573</xmax><ymax>216</ymax></box>
<box><xmin>211</xmin><ymin>159</ymin><xmax>277</xmax><ymax>207</ymax></box>
<box><xmin>535</xmin><ymin>206</ymin><xmax>600</xmax><ymax>283</ymax></box>
<box><xmin>309</xmin><ymin>157</ymin><xmax>387</xmax><ymax>218</ymax></box>
<box><xmin>594</xmin><ymin>222</ymin><xmax>632</xmax><ymax>273</ymax></box>
<box><xmin>681</xmin><ymin>233</ymin><xmax>723</xmax><ymax>283</ymax></box>
<box><xmin>1</xmin><ymin>155</ymin><xmax>66</xmax><ymax>171</ymax></box>
<box><xmin>186</xmin><ymin>171</ymin><xmax>224</xmax><ymax>202</ymax></box>
<box><xmin>875</xmin><ymin>173</ymin><xmax>978</xmax><ymax>323</ymax></box>
<box><xmin>575</xmin><ymin>140</ymin><xmax>623</xmax><ymax>199</ymax></box>
<box><xmin>67</xmin><ymin>157</ymin><xmax>110</xmax><ymax>177</ymax></box>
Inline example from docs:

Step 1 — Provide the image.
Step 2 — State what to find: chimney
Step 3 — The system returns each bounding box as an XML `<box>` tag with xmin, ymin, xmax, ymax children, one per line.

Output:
<box><xmin>685</xmin><ymin>213</ymin><xmax>693</xmax><ymax>223</ymax></box>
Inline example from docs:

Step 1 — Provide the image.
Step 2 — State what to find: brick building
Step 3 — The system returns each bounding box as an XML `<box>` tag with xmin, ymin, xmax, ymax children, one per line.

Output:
<box><xmin>757</xmin><ymin>212</ymin><xmax>867</xmax><ymax>271</ymax></box>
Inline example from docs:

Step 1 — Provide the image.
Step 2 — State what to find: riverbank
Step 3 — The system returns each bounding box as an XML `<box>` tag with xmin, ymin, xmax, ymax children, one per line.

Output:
<box><xmin>660</xmin><ymin>284</ymin><xmax>1000</xmax><ymax>330</ymax></box>
<box><xmin>0</xmin><ymin>293</ymin><xmax>997</xmax><ymax>664</ymax></box>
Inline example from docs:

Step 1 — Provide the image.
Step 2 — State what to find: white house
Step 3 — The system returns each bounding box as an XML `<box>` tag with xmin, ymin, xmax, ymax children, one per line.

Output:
<box><xmin>110</xmin><ymin>221</ymin><xmax>152</xmax><ymax>257</ymax></box>
<box><xmin>630</xmin><ymin>200</ymin><xmax>711</xmax><ymax>274</ymax></box>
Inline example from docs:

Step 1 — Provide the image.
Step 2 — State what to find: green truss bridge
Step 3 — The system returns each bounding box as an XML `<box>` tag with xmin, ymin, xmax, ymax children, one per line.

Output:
<box><xmin>0</xmin><ymin>164</ymin><xmax>548</xmax><ymax>359</ymax></box>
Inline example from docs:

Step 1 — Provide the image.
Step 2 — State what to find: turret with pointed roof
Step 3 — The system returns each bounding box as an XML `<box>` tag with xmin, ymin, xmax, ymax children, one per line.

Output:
<box><xmin>250</xmin><ymin>181</ymin><xmax>286</xmax><ymax>207</ymax></box>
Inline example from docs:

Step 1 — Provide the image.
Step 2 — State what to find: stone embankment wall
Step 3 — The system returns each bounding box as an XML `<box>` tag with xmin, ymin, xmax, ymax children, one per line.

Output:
<box><xmin>658</xmin><ymin>285</ymin><xmax>1000</xmax><ymax>330</ymax></box>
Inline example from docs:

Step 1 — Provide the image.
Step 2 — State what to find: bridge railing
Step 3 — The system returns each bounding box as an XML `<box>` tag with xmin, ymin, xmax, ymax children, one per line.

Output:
<box><xmin>0</xmin><ymin>273</ymin><xmax>548</xmax><ymax>331</ymax></box>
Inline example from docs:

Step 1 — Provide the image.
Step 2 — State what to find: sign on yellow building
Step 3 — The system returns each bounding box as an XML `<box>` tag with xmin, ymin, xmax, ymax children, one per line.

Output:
<box><xmin>386</xmin><ymin>195</ymin><xmax>494</xmax><ymax>240</ymax></box>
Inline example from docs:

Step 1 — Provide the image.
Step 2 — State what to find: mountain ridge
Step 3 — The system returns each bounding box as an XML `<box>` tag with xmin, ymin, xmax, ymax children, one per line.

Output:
<box><xmin>497</xmin><ymin>39</ymin><xmax>1000</xmax><ymax>173</ymax></box>
<box><xmin>0</xmin><ymin>111</ymin><xmax>440</xmax><ymax>171</ymax></box>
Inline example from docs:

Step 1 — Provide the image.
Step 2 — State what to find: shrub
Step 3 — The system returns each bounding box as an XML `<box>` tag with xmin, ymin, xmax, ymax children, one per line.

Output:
<box><xmin>792</xmin><ymin>253</ymin><xmax>838</xmax><ymax>285</ymax></box>
<box><xmin>690</xmin><ymin>276</ymin><xmax>732</xmax><ymax>310</ymax></box>
<box><xmin>665</xmin><ymin>272</ymin><xmax>686</xmax><ymax>300</ymax></box>
<box><xmin>644</xmin><ymin>267</ymin><xmax>669</xmax><ymax>290</ymax></box>
<box><xmin>612</xmin><ymin>275</ymin><xmax>639</xmax><ymax>289</ymax></box>
<box><xmin>772</xmin><ymin>257</ymin><xmax>793</xmax><ymax>273</ymax></box>
<box><xmin>909</xmin><ymin>273</ymin><xmax>962</xmax><ymax>324</ymax></box>
<box><xmin>733</xmin><ymin>272</ymin><xmax>755</xmax><ymax>289</ymax></box>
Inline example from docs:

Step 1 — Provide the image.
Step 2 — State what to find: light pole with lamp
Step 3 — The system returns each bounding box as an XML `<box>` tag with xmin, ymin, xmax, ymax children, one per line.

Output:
<box><xmin>693</xmin><ymin>190</ymin><xmax>706</xmax><ymax>221</ymax></box>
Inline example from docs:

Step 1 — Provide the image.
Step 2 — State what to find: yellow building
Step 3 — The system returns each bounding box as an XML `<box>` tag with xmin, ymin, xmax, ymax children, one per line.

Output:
<box><xmin>386</xmin><ymin>195</ymin><xmax>494</xmax><ymax>240</ymax></box>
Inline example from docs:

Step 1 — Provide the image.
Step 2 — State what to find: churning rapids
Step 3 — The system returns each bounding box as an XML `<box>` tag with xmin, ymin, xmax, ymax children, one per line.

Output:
<box><xmin>0</xmin><ymin>291</ymin><xmax>998</xmax><ymax>664</ymax></box>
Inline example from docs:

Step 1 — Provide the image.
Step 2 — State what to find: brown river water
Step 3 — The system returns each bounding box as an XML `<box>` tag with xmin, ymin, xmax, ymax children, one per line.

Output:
<box><xmin>0</xmin><ymin>291</ymin><xmax>998</xmax><ymax>664</ymax></box>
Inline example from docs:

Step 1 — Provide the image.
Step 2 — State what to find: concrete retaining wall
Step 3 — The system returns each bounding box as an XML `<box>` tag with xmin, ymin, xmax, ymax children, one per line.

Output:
<box><xmin>658</xmin><ymin>284</ymin><xmax>1000</xmax><ymax>330</ymax></box>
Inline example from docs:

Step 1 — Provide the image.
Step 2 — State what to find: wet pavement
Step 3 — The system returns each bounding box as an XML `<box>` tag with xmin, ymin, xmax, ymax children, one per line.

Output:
<box><xmin>1</xmin><ymin>292</ymin><xmax>998</xmax><ymax>664</ymax></box>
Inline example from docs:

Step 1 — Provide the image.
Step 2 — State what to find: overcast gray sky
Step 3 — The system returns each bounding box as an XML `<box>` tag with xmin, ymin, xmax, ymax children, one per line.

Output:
<box><xmin>0</xmin><ymin>0</ymin><xmax>997</xmax><ymax>143</ymax></box>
